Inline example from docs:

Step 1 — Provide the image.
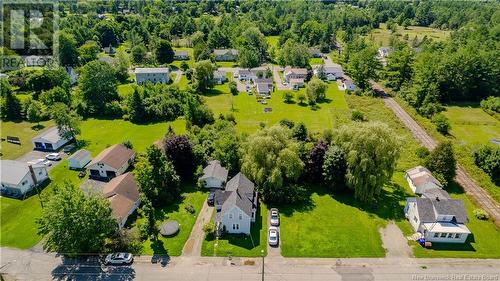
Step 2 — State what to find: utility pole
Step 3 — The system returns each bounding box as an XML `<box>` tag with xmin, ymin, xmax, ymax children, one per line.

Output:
<box><xmin>261</xmin><ymin>249</ymin><xmax>264</xmax><ymax>281</ymax></box>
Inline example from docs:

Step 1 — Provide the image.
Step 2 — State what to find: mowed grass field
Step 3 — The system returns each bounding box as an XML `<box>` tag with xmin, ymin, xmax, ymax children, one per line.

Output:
<box><xmin>1</xmin><ymin>121</ymin><xmax>54</xmax><ymax>160</ymax></box>
<box><xmin>0</xmin><ymin>118</ymin><xmax>188</xmax><ymax>249</ymax></box>
<box><xmin>201</xmin><ymin>204</ymin><xmax>267</xmax><ymax>257</ymax></box>
<box><xmin>204</xmin><ymin>82</ymin><xmax>350</xmax><ymax>133</ymax></box>
<box><xmin>369</xmin><ymin>24</ymin><xmax>450</xmax><ymax>47</ymax></box>
<box><xmin>133</xmin><ymin>183</ymin><xmax>207</xmax><ymax>256</ymax></box>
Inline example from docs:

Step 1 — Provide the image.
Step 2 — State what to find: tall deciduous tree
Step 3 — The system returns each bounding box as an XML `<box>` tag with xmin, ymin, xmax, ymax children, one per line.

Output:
<box><xmin>347</xmin><ymin>46</ymin><xmax>380</xmax><ymax>90</ymax></box>
<box><xmin>192</xmin><ymin>60</ymin><xmax>214</xmax><ymax>92</ymax></box>
<box><xmin>58</xmin><ymin>31</ymin><xmax>78</xmax><ymax>66</ymax></box>
<box><xmin>26</xmin><ymin>100</ymin><xmax>45</xmax><ymax>125</ymax></box>
<box><xmin>240</xmin><ymin>125</ymin><xmax>304</xmax><ymax>203</ymax></box>
<box><xmin>78</xmin><ymin>41</ymin><xmax>100</xmax><ymax>65</ymax></box>
<box><xmin>0</xmin><ymin>79</ymin><xmax>22</xmax><ymax>120</ymax></box>
<box><xmin>336</xmin><ymin>122</ymin><xmax>401</xmax><ymax>202</ymax></box>
<box><xmin>78</xmin><ymin>60</ymin><xmax>118</xmax><ymax>114</ymax></box>
<box><xmin>50</xmin><ymin>103</ymin><xmax>81</xmax><ymax>141</ymax></box>
<box><xmin>134</xmin><ymin>145</ymin><xmax>180</xmax><ymax>207</ymax></box>
<box><xmin>306</xmin><ymin>140</ymin><xmax>329</xmax><ymax>182</ymax></box>
<box><xmin>163</xmin><ymin>135</ymin><xmax>196</xmax><ymax>181</ymax></box>
<box><xmin>278</xmin><ymin>40</ymin><xmax>310</xmax><ymax>67</ymax></box>
<box><xmin>424</xmin><ymin>141</ymin><xmax>457</xmax><ymax>185</ymax></box>
<box><xmin>306</xmin><ymin>77</ymin><xmax>327</xmax><ymax>104</ymax></box>
<box><xmin>37</xmin><ymin>182</ymin><xmax>117</xmax><ymax>255</ymax></box>
<box><xmin>155</xmin><ymin>39</ymin><xmax>175</xmax><ymax>64</ymax></box>
<box><xmin>322</xmin><ymin>145</ymin><xmax>348</xmax><ymax>191</ymax></box>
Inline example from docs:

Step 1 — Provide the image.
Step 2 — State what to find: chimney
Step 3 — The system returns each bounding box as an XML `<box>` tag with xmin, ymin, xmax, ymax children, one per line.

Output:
<box><xmin>28</xmin><ymin>165</ymin><xmax>38</xmax><ymax>186</ymax></box>
<box><xmin>435</xmin><ymin>196</ymin><xmax>440</xmax><ymax>202</ymax></box>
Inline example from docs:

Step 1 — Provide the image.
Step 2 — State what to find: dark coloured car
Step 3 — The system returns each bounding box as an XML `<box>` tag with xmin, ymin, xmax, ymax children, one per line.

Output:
<box><xmin>207</xmin><ymin>191</ymin><xmax>215</xmax><ymax>206</ymax></box>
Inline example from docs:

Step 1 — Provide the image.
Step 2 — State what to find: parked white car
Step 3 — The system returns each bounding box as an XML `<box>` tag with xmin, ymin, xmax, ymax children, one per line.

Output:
<box><xmin>104</xmin><ymin>253</ymin><xmax>133</xmax><ymax>265</ymax></box>
<box><xmin>270</xmin><ymin>208</ymin><xmax>280</xmax><ymax>226</ymax></box>
<box><xmin>28</xmin><ymin>158</ymin><xmax>52</xmax><ymax>167</ymax></box>
<box><xmin>268</xmin><ymin>226</ymin><xmax>279</xmax><ymax>246</ymax></box>
<box><xmin>46</xmin><ymin>153</ymin><xmax>62</xmax><ymax>161</ymax></box>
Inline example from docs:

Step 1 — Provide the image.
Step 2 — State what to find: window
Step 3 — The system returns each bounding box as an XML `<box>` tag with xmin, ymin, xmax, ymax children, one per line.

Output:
<box><xmin>232</xmin><ymin>224</ymin><xmax>235</xmax><ymax>230</ymax></box>
<box><xmin>440</xmin><ymin>233</ymin><xmax>447</xmax><ymax>238</ymax></box>
<box><xmin>413</xmin><ymin>216</ymin><xmax>418</xmax><ymax>223</ymax></box>
<box><xmin>455</xmin><ymin>233</ymin><xmax>461</xmax><ymax>239</ymax></box>
<box><xmin>236</xmin><ymin>224</ymin><xmax>239</xmax><ymax>230</ymax></box>
<box><xmin>239</xmin><ymin>213</ymin><xmax>242</xmax><ymax>220</ymax></box>
<box><xmin>229</xmin><ymin>214</ymin><xmax>233</xmax><ymax>219</ymax></box>
<box><xmin>21</xmin><ymin>180</ymin><xmax>28</xmax><ymax>186</ymax></box>
<box><xmin>434</xmin><ymin>233</ymin><xmax>439</xmax><ymax>238</ymax></box>
<box><xmin>447</xmin><ymin>233</ymin><xmax>453</xmax><ymax>238</ymax></box>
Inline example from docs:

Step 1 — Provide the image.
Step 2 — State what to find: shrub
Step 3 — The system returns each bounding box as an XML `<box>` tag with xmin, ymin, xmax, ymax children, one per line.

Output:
<box><xmin>432</xmin><ymin>113</ymin><xmax>451</xmax><ymax>135</ymax></box>
<box><xmin>279</xmin><ymin>118</ymin><xmax>295</xmax><ymax>129</ymax></box>
<box><xmin>202</xmin><ymin>222</ymin><xmax>215</xmax><ymax>234</ymax></box>
<box><xmin>296</xmin><ymin>92</ymin><xmax>306</xmax><ymax>104</ymax></box>
<box><xmin>480</xmin><ymin>96</ymin><xmax>500</xmax><ymax>115</ymax></box>
<box><xmin>415</xmin><ymin>146</ymin><xmax>430</xmax><ymax>159</ymax></box>
<box><xmin>473</xmin><ymin>145</ymin><xmax>500</xmax><ymax>184</ymax></box>
<box><xmin>225</xmin><ymin>113</ymin><xmax>236</xmax><ymax>123</ymax></box>
<box><xmin>473</xmin><ymin>209</ymin><xmax>489</xmax><ymax>220</ymax></box>
<box><xmin>283</xmin><ymin>91</ymin><xmax>294</xmax><ymax>103</ymax></box>
<box><xmin>351</xmin><ymin>110</ymin><xmax>364</xmax><ymax>121</ymax></box>
<box><xmin>184</xmin><ymin>204</ymin><xmax>195</xmax><ymax>214</ymax></box>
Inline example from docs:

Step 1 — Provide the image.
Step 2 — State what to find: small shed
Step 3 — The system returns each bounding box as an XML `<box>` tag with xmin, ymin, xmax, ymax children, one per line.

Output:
<box><xmin>68</xmin><ymin>149</ymin><xmax>92</xmax><ymax>170</ymax></box>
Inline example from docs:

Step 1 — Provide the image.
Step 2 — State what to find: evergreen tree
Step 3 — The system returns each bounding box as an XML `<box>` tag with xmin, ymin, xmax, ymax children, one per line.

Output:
<box><xmin>129</xmin><ymin>89</ymin><xmax>145</xmax><ymax>123</ymax></box>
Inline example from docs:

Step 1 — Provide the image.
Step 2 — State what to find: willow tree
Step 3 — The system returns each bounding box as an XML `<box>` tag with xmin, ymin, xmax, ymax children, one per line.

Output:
<box><xmin>240</xmin><ymin>125</ymin><xmax>304</xmax><ymax>203</ymax></box>
<box><xmin>335</xmin><ymin>122</ymin><xmax>402</xmax><ymax>202</ymax></box>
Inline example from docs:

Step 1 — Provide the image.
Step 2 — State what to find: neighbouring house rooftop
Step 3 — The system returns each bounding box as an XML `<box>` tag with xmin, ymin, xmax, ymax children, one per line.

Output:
<box><xmin>32</xmin><ymin>127</ymin><xmax>67</xmax><ymax>143</ymax></box>
<box><xmin>88</xmin><ymin>144</ymin><xmax>135</xmax><ymax>170</ymax></box>
<box><xmin>213</xmin><ymin>70</ymin><xmax>226</xmax><ymax>78</ymax></box>
<box><xmin>323</xmin><ymin>64</ymin><xmax>343</xmax><ymax>73</ymax></box>
<box><xmin>201</xmin><ymin>160</ymin><xmax>228</xmax><ymax>182</ymax></box>
<box><xmin>103</xmin><ymin>172</ymin><xmax>140</xmax><ymax>224</ymax></box>
<box><xmin>134</xmin><ymin>67</ymin><xmax>169</xmax><ymax>74</ymax></box>
<box><xmin>68</xmin><ymin>149</ymin><xmax>91</xmax><ymax>162</ymax></box>
<box><xmin>174</xmin><ymin>50</ymin><xmax>189</xmax><ymax>56</ymax></box>
<box><xmin>0</xmin><ymin>160</ymin><xmax>44</xmax><ymax>186</ymax></box>
<box><xmin>213</xmin><ymin>49</ymin><xmax>239</xmax><ymax>56</ymax></box>
<box><xmin>406</xmin><ymin>166</ymin><xmax>443</xmax><ymax>189</ymax></box>
<box><xmin>284</xmin><ymin>67</ymin><xmax>308</xmax><ymax>75</ymax></box>
<box><xmin>254</xmin><ymin>78</ymin><xmax>273</xmax><ymax>84</ymax></box>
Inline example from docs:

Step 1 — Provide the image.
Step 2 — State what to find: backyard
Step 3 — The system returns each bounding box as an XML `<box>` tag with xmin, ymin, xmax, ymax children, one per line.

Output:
<box><xmin>201</xmin><ymin>203</ymin><xmax>267</xmax><ymax>257</ymax></box>
<box><xmin>133</xmin><ymin>183</ymin><xmax>207</xmax><ymax>256</ymax></box>
<box><xmin>204</xmin><ymin>82</ymin><xmax>351</xmax><ymax>133</ymax></box>
<box><xmin>369</xmin><ymin>23</ymin><xmax>450</xmax><ymax>47</ymax></box>
<box><xmin>1</xmin><ymin>120</ymin><xmax>54</xmax><ymax>160</ymax></box>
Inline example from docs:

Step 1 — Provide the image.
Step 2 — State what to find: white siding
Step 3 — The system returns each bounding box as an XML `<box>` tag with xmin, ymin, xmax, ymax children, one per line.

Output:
<box><xmin>424</xmin><ymin>231</ymin><xmax>468</xmax><ymax>243</ymax></box>
<box><xmin>68</xmin><ymin>154</ymin><xmax>92</xmax><ymax>169</ymax></box>
<box><xmin>221</xmin><ymin>206</ymin><xmax>251</xmax><ymax>234</ymax></box>
<box><xmin>136</xmin><ymin>72</ymin><xmax>169</xmax><ymax>84</ymax></box>
<box><xmin>1</xmin><ymin>166</ymin><xmax>48</xmax><ymax>195</ymax></box>
<box><xmin>87</xmin><ymin>163</ymin><xmax>120</xmax><ymax>178</ymax></box>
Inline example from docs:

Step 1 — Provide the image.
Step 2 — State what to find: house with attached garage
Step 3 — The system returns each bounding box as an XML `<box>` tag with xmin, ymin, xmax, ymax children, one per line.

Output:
<box><xmin>405</xmin><ymin>166</ymin><xmax>443</xmax><ymax>195</ymax></box>
<box><xmin>283</xmin><ymin>67</ymin><xmax>308</xmax><ymax>83</ymax></box>
<box><xmin>32</xmin><ymin>127</ymin><xmax>72</xmax><ymax>151</ymax></box>
<box><xmin>134</xmin><ymin>67</ymin><xmax>170</xmax><ymax>84</ymax></box>
<box><xmin>214</xmin><ymin>172</ymin><xmax>258</xmax><ymax>235</ymax></box>
<box><xmin>404</xmin><ymin>189</ymin><xmax>471</xmax><ymax>243</ymax></box>
<box><xmin>0</xmin><ymin>160</ymin><xmax>48</xmax><ymax>197</ymax></box>
<box><xmin>313</xmin><ymin>64</ymin><xmax>344</xmax><ymax>81</ymax></box>
<box><xmin>68</xmin><ymin>149</ymin><xmax>92</xmax><ymax>170</ymax></box>
<box><xmin>200</xmin><ymin>160</ymin><xmax>228</xmax><ymax>188</ymax></box>
<box><xmin>87</xmin><ymin>144</ymin><xmax>135</xmax><ymax>181</ymax></box>
<box><xmin>103</xmin><ymin>172</ymin><xmax>141</xmax><ymax>229</ymax></box>
<box><xmin>213</xmin><ymin>49</ymin><xmax>239</xmax><ymax>61</ymax></box>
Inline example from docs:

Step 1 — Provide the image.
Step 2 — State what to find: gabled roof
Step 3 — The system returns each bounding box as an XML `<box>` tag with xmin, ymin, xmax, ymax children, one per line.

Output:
<box><xmin>225</xmin><ymin>172</ymin><xmax>254</xmax><ymax>193</ymax></box>
<box><xmin>103</xmin><ymin>172</ymin><xmax>140</xmax><ymax>223</ymax></box>
<box><xmin>323</xmin><ymin>64</ymin><xmax>343</xmax><ymax>74</ymax></box>
<box><xmin>134</xmin><ymin>67</ymin><xmax>169</xmax><ymax>74</ymax></box>
<box><xmin>213</xmin><ymin>70</ymin><xmax>226</xmax><ymax>79</ymax></box>
<box><xmin>32</xmin><ymin>127</ymin><xmax>69</xmax><ymax>143</ymax></box>
<box><xmin>214</xmin><ymin>172</ymin><xmax>256</xmax><ymax>222</ymax></box>
<box><xmin>201</xmin><ymin>160</ymin><xmax>228</xmax><ymax>182</ymax></box>
<box><xmin>213</xmin><ymin>49</ymin><xmax>239</xmax><ymax>56</ymax></box>
<box><xmin>406</xmin><ymin>166</ymin><xmax>443</xmax><ymax>189</ymax></box>
<box><xmin>254</xmin><ymin>78</ymin><xmax>273</xmax><ymax>84</ymax></box>
<box><xmin>174</xmin><ymin>50</ymin><xmax>189</xmax><ymax>56</ymax></box>
<box><xmin>256</xmin><ymin>83</ymin><xmax>270</xmax><ymax>93</ymax></box>
<box><xmin>284</xmin><ymin>67</ymin><xmax>308</xmax><ymax>76</ymax></box>
<box><xmin>414</xmin><ymin>192</ymin><xmax>468</xmax><ymax>224</ymax></box>
<box><xmin>88</xmin><ymin>144</ymin><xmax>135</xmax><ymax>170</ymax></box>
<box><xmin>0</xmin><ymin>160</ymin><xmax>45</xmax><ymax>186</ymax></box>
<box><xmin>68</xmin><ymin>149</ymin><xmax>91</xmax><ymax>162</ymax></box>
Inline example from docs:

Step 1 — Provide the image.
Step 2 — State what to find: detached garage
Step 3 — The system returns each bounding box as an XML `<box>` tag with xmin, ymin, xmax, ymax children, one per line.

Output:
<box><xmin>32</xmin><ymin>127</ymin><xmax>72</xmax><ymax>151</ymax></box>
<box><xmin>68</xmin><ymin>149</ymin><xmax>92</xmax><ymax>170</ymax></box>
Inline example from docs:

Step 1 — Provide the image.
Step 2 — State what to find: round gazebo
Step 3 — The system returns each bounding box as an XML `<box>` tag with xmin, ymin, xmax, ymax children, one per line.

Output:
<box><xmin>159</xmin><ymin>220</ymin><xmax>180</xmax><ymax>236</ymax></box>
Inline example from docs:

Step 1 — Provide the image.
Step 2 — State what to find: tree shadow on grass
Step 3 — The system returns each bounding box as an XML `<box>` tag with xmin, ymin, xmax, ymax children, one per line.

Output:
<box><xmin>273</xmin><ymin>184</ymin><xmax>323</xmax><ymax>217</ymax></box>
<box><xmin>204</xmin><ymin>88</ymin><xmax>227</xmax><ymax>97</ymax></box>
<box><xmin>31</xmin><ymin>124</ymin><xmax>45</xmax><ymax>131</ymax></box>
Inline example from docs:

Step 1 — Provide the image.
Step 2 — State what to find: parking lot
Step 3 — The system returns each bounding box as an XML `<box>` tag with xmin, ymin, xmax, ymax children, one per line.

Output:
<box><xmin>16</xmin><ymin>150</ymin><xmax>69</xmax><ymax>171</ymax></box>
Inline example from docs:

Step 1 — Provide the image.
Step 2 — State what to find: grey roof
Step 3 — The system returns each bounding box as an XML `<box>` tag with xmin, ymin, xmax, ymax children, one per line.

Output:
<box><xmin>0</xmin><ymin>160</ymin><xmax>44</xmax><ymax>186</ymax></box>
<box><xmin>225</xmin><ymin>172</ymin><xmax>254</xmax><ymax>193</ymax></box>
<box><xmin>406</xmin><ymin>166</ymin><xmax>443</xmax><ymax>189</ymax></box>
<box><xmin>213</xmin><ymin>70</ymin><xmax>226</xmax><ymax>79</ymax></box>
<box><xmin>134</xmin><ymin>67</ymin><xmax>169</xmax><ymax>74</ymax></box>
<box><xmin>324</xmin><ymin>65</ymin><xmax>343</xmax><ymax>74</ymax></box>
<box><xmin>201</xmin><ymin>160</ymin><xmax>228</xmax><ymax>182</ymax></box>
<box><xmin>214</xmin><ymin>172</ymin><xmax>256</xmax><ymax>221</ymax></box>
<box><xmin>421</xmin><ymin>189</ymin><xmax>451</xmax><ymax>200</ymax></box>
<box><xmin>256</xmin><ymin>83</ymin><xmax>270</xmax><ymax>94</ymax></box>
<box><xmin>254</xmin><ymin>78</ymin><xmax>273</xmax><ymax>84</ymax></box>
<box><xmin>68</xmin><ymin>149</ymin><xmax>91</xmax><ymax>162</ymax></box>
<box><xmin>415</xmin><ymin>193</ymin><xmax>468</xmax><ymax>224</ymax></box>
<box><xmin>174</xmin><ymin>50</ymin><xmax>188</xmax><ymax>56</ymax></box>
<box><xmin>213</xmin><ymin>49</ymin><xmax>239</xmax><ymax>56</ymax></box>
<box><xmin>32</xmin><ymin>127</ymin><xmax>68</xmax><ymax>143</ymax></box>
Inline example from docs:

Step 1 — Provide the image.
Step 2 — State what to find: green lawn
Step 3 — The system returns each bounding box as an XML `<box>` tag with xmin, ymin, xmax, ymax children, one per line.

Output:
<box><xmin>309</xmin><ymin>57</ymin><xmax>324</xmax><ymax>65</ymax></box>
<box><xmin>170</xmin><ymin>47</ymin><xmax>195</xmax><ymax>69</ymax></box>
<box><xmin>203</xmin><ymin>82</ymin><xmax>350</xmax><ymax>133</ymax></box>
<box><xmin>117</xmin><ymin>83</ymin><xmax>135</xmax><ymax>99</ymax></box>
<box><xmin>0</xmin><ymin>118</ymin><xmax>187</xmax><ymax>249</ymax></box>
<box><xmin>394</xmin><ymin>97</ymin><xmax>500</xmax><ymax>203</ymax></box>
<box><xmin>1</xmin><ymin>121</ymin><xmax>55</xmax><ymax>160</ymax></box>
<box><xmin>216</xmin><ymin>61</ymin><xmax>238</xmax><ymax>67</ymax></box>
<box><xmin>201</xmin><ymin>203</ymin><xmax>267</xmax><ymax>257</ymax></box>
<box><xmin>133</xmin><ymin>183</ymin><xmax>207</xmax><ymax>256</ymax></box>
<box><xmin>369</xmin><ymin>23</ymin><xmax>450</xmax><ymax>47</ymax></box>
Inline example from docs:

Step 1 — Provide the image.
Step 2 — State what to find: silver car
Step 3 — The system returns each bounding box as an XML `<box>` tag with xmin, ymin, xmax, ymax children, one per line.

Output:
<box><xmin>104</xmin><ymin>253</ymin><xmax>133</xmax><ymax>265</ymax></box>
<box><xmin>270</xmin><ymin>208</ymin><xmax>280</xmax><ymax>226</ymax></box>
<box><xmin>268</xmin><ymin>227</ymin><xmax>279</xmax><ymax>246</ymax></box>
<box><xmin>46</xmin><ymin>153</ymin><xmax>62</xmax><ymax>161</ymax></box>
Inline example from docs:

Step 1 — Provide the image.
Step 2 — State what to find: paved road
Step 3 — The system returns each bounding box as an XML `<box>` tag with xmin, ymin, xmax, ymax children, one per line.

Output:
<box><xmin>2</xmin><ymin>247</ymin><xmax>500</xmax><ymax>281</ymax></box>
<box><xmin>371</xmin><ymin>81</ymin><xmax>500</xmax><ymax>227</ymax></box>
<box><xmin>182</xmin><ymin>199</ymin><xmax>213</xmax><ymax>256</ymax></box>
